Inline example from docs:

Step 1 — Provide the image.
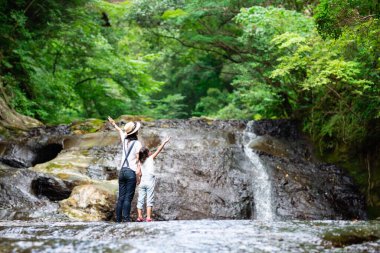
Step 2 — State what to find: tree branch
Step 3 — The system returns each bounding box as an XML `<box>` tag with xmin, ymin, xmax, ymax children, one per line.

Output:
<box><xmin>325</xmin><ymin>84</ymin><xmax>362</xmax><ymax>120</ymax></box>
<box><xmin>24</xmin><ymin>0</ymin><xmax>38</xmax><ymax>13</ymax></box>
<box><xmin>75</xmin><ymin>77</ymin><xmax>98</xmax><ymax>86</ymax></box>
<box><xmin>150</xmin><ymin>30</ymin><xmax>241</xmax><ymax>63</ymax></box>
<box><xmin>52</xmin><ymin>50</ymin><xmax>61</xmax><ymax>76</ymax></box>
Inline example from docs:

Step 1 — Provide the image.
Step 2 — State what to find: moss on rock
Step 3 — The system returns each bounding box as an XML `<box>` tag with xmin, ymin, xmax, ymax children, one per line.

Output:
<box><xmin>323</xmin><ymin>223</ymin><xmax>380</xmax><ymax>247</ymax></box>
<box><xmin>70</xmin><ymin>118</ymin><xmax>105</xmax><ymax>134</ymax></box>
<box><xmin>116</xmin><ymin>115</ymin><xmax>153</xmax><ymax>123</ymax></box>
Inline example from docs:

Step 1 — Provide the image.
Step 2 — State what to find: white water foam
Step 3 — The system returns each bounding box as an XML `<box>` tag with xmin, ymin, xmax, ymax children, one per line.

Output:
<box><xmin>243</xmin><ymin>121</ymin><xmax>274</xmax><ymax>221</ymax></box>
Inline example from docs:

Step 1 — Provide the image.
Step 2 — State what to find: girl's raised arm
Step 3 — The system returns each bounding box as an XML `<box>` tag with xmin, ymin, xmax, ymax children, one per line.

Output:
<box><xmin>152</xmin><ymin>137</ymin><xmax>171</xmax><ymax>159</ymax></box>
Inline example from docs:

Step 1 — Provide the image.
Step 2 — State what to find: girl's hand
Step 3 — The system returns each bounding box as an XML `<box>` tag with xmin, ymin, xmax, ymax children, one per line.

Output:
<box><xmin>152</xmin><ymin>137</ymin><xmax>171</xmax><ymax>159</ymax></box>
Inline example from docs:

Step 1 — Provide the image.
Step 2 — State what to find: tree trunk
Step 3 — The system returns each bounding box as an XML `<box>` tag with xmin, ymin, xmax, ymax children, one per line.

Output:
<box><xmin>0</xmin><ymin>96</ymin><xmax>42</xmax><ymax>132</ymax></box>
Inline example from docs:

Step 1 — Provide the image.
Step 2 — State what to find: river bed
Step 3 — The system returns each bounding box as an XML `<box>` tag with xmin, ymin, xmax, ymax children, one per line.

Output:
<box><xmin>0</xmin><ymin>220</ymin><xmax>379</xmax><ymax>252</ymax></box>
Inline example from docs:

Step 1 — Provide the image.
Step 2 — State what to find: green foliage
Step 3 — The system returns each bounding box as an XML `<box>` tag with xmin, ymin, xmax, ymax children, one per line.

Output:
<box><xmin>1</xmin><ymin>0</ymin><xmax>165</xmax><ymax>123</ymax></box>
<box><xmin>193</xmin><ymin>88</ymin><xmax>229</xmax><ymax>117</ymax></box>
<box><xmin>271</xmin><ymin>20</ymin><xmax>379</xmax><ymax>152</ymax></box>
<box><xmin>314</xmin><ymin>0</ymin><xmax>380</xmax><ymax>39</ymax></box>
<box><xmin>129</xmin><ymin>0</ymin><xmax>260</xmax><ymax>117</ymax></box>
<box><xmin>214</xmin><ymin>6</ymin><xmax>315</xmax><ymax>120</ymax></box>
<box><xmin>162</xmin><ymin>9</ymin><xmax>187</xmax><ymax>20</ymax></box>
<box><xmin>144</xmin><ymin>94</ymin><xmax>188</xmax><ymax>119</ymax></box>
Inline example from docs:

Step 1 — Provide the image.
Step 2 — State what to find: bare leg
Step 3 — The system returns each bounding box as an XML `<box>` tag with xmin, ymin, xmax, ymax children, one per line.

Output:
<box><xmin>147</xmin><ymin>206</ymin><xmax>153</xmax><ymax>219</ymax></box>
<box><xmin>137</xmin><ymin>208</ymin><xmax>143</xmax><ymax>220</ymax></box>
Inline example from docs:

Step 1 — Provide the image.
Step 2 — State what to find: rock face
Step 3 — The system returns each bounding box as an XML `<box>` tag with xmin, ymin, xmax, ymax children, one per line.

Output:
<box><xmin>0</xmin><ymin>117</ymin><xmax>367</xmax><ymax>221</ymax></box>
<box><xmin>247</xmin><ymin>120</ymin><xmax>367</xmax><ymax>220</ymax></box>
<box><xmin>31</xmin><ymin>176</ymin><xmax>72</xmax><ymax>201</ymax></box>
<box><xmin>142</xmin><ymin>120</ymin><xmax>252</xmax><ymax>220</ymax></box>
<box><xmin>0</xmin><ymin>164</ymin><xmax>59</xmax><ymax>220</ymax></box>
<box><xmin>0</xmin><ymin>125</ymin><xmax>68</xmax><ymax>168</ymax></box>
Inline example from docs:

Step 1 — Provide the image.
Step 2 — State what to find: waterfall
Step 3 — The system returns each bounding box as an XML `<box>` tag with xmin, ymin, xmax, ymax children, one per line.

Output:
<box><xmin>243</xmin><ymin>121</ymin><xmax>274</xmax><ymax>221</ymax></box>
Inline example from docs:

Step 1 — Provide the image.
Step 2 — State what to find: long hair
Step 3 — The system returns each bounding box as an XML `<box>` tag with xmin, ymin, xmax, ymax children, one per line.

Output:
<box><xmin>139</xmin><ymin>147</ymin><xmax>150</xmax><ymax>164</ymax></box>
<box><xmin>126</xmin><ymin>132</ymin><xmax>138</xmax><ymax>141</ymax></box>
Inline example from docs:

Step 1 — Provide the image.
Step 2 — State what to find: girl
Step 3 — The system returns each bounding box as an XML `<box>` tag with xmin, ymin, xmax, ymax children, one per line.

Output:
<box><xmin>136</xmin><ymin>137</ymin><xmax>170</xmax><ymax>222</ymax></box>
<box><xmin>108</xmin><ymin>116</ymin><xmax>142</xmax><ymax>222</ymax></box>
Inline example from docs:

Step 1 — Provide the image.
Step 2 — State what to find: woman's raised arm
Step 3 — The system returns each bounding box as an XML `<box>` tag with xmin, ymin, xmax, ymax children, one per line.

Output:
<box><xmin>108</xmin><ymin>116</ymin><xmax>124</xmax><ymax>141</ymax></box>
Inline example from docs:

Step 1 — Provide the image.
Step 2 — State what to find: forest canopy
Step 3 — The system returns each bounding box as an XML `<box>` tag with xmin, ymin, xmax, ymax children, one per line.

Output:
<box><xmin>0</xmin><ymin>1</ymin><xmax>379</xmax><ymax>210</ymax></box>
<box><xmin>2</xmin><ymin>0</ymin><xmax>378</xmax><ymax>150</ymax></box>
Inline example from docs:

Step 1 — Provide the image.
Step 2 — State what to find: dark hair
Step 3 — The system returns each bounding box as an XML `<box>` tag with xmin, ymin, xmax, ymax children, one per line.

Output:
<box><xmin>126</xmin><ymin>132</ymin><xmax>138</xmax><ymax>141</ymax></box>
<box><xmin>139</xmin><ymin>147</ymin><xmax>150</xmax><ymax>164</ymax></box>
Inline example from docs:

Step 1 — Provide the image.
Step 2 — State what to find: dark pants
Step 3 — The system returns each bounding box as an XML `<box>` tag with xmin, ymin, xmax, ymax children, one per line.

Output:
<box><xmin>116</xmin><ymin>168</ymin><xmax>136</xmax><ymax>222</ymax></box>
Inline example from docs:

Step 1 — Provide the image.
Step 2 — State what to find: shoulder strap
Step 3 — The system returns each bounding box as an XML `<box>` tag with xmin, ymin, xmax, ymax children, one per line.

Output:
<box><xmin>122</xmin><ymin>140</ymin><xmax>136</xmax><ymax>168</ymax></box>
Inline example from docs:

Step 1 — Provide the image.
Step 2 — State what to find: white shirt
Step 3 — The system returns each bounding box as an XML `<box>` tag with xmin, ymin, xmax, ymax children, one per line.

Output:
<box><xmin>119</xmin><ymin>132</ymin><xmax>142</xmax><ymax>172</ymax></box>
<box><xmin>141</xmin><ymin>157</ymin><xmax>155</xmax><ymax>181</ymax></box>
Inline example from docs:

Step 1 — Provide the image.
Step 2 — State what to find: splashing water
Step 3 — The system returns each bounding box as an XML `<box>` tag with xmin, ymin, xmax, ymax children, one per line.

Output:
<box><xmin>243</xmin><ymin>121</ymin><xmax>274</xmax><ymax>221</ymax></box>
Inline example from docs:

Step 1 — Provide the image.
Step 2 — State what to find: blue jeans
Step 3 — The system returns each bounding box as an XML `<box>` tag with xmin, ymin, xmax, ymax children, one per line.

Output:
<box><xmin>116</xmin><ymin>168</ymin><xmax>136</xmax><ymax>222</ymax></box>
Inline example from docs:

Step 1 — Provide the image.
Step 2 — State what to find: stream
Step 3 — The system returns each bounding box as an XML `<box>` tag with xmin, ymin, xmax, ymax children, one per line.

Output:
<box><xmin>0</xmin><ymin>220</ymin><xmax>379</xmax><ymax>252</ymax></box>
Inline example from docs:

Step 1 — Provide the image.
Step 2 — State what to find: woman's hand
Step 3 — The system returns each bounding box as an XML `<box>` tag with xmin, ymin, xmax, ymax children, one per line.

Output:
<box><xmin>108</xmin><ymin>116</ymin><xmax>115</xmax><ymax>126</ymax></box>
<box><xmin>136</xmin><ymin>164</ymin><xmax>142</xmax><ymax>185</ymax></box>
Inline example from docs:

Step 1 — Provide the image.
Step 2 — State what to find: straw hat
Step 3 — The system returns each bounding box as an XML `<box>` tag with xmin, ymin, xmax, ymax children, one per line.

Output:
<box><xmin>123</xmin><ymin>121</ymin><xmax>141</xmax><ymax>135</ymax></box>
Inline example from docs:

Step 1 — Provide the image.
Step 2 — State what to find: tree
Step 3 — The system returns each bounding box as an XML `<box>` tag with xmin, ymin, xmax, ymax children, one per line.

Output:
<box><xmin>1</xmin><ymin>0</ymin><xmax>163</xmax><ymax>123</ymax></box>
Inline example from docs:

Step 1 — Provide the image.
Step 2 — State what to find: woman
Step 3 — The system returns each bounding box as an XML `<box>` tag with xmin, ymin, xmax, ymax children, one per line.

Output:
<box><xmin>108</xmin><ymin>116</ymin><xmax>142</xmax><ymax>222</ymax></box>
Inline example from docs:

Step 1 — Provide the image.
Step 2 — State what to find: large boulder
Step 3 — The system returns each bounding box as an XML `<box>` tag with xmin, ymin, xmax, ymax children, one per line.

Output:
<box><xmin>59</xmin><ymin>181</ymin><xmax>117</xmax><ymax>221</ymax></box>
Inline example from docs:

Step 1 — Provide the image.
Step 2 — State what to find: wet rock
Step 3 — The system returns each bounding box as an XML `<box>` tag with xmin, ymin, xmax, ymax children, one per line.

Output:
<box><xmin>248</xmin><ymin>137</ymin><xmax>290</xmax><ymax>159</ymax></box>
<box><xmin>26</xmin><ymin>125</ymin><xmax>71</xmax><ymax>139</ymax></box>
<box><xmin>249</xmin><ymin>119</ymin><xmax>300</xmax><ymax>140</ymax></box>
<box><xmin>59</xmin><ymin>182</ymin><xmax>117</xmax><ymax>221</ymax></box>
<box><xmin>0</xmin><ymin>143</ymin><xmax>36</xmax><ymax>168</ymax></box>
<box><xmin>32</xmin><ymin>133</ymin><xmax>119</xmax><ymax>183</ymax></box>
<box><xmin>251</xmin><ymin>120</ymin><xmax>367</xmax><ymax>220</ymax></box>
<box><xmin>0</xmin><ymin>142</ymin><xmax>63</xmax><ymax>168</ymax></box>
<box><xmin>323</xmin><ymin>225</ymin><xmax>380</xmax><ymax>247</ymax></box>
<box><xmin>31</xmin><ymin>150</ymin><xmax>93</xmax><ymax>187</ymax></box>
<box><xmin>0</xmin><ymin>125</ymin><xmax>66</xmax><ymax>168</ymax></box>
<box><xmin>0</xmin><ymin>164</ymin><xmax>58</xmax><ymax>220</ymax></box>
<box><xmin>140</xmin><ymin>124</ymin><xmax>253</xmax><ymax>220</ymax></box>
<box><xmin>31</xmin><ymin>176</ymin><xmax>72</xmax><ymax>201</ymax></box>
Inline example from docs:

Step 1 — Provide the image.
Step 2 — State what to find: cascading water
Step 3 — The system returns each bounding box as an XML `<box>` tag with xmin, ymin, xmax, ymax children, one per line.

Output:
<box><xmin>243</xmin><ymin>121</ymin><xmax>274</xmax><ymax>221</ymax></box>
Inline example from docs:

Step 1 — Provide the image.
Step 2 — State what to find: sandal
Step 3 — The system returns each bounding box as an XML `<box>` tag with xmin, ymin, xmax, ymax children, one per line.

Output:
<box><xmin>145</xmin><ymin>218</ymin><xmax>153</xmax><ymax>222</ymax></box>
<box><xmin>136</xmin><ymin>217</ymin><xmax>144</xmax><ymax>222</ymax></box>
